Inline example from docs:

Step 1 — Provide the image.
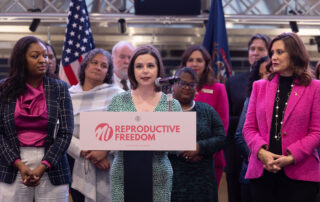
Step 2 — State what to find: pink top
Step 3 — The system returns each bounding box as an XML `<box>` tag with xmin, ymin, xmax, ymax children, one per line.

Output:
<box><xmin>15</xmin><ymin>80</ymin><xmax>48</xmax><ymax>147</ymax></box>
<box><xmin>195</xmin><ymin>83</ymin><xmax>229</xmax><ymax>134</ymax></box>
<box><xmin>243</xmin><ymin>75</ymin><xmax>320</xmax><ymax>181</ymax></box>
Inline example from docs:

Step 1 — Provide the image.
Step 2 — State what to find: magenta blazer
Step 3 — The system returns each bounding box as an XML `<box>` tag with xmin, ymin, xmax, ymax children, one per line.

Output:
<box><xmin>195</xmin><ymin>83</ymin><xmax>229</xmax><ymax>134</ymax></box>
<box><xmin>243</xmin><ymin>74</ymin><xmax>320</xmax><ymax>182</ymax></box>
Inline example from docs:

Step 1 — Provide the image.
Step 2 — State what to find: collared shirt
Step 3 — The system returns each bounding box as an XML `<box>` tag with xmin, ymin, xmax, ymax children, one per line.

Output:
<box><xmin>113</xmin><ymin>73</ymin><xmax>130</xmax><ymax>90</ymax></box>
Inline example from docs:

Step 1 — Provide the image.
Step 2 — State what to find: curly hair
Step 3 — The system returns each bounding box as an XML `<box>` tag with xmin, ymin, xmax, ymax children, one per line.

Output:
<box><xmin>78</xmin><ymin>48</ymin><xmax>113</xmax><ymax>86</ymax></box>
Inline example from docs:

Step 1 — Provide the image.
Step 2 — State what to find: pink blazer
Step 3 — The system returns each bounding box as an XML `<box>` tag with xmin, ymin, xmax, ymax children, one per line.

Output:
<box><xmin>243</xmin><ymin>74</ymin><xmax>320</xmax><ymax>182</ymax></box>
<box><xmin>195</xmin><ymin>83</ymin><xmax>229</xmax><ymax>134</ymax></box>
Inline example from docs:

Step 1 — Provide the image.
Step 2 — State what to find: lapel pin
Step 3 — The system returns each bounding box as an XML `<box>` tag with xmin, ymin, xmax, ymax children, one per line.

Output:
<box><xmin>294</xmin><ymin>92</ymin><xmax>298</xmax><ymax>96</ymax></box>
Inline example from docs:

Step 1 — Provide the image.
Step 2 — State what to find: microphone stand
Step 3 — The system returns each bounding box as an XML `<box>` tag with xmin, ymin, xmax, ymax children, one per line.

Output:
<box><xmin>166</xmin><ymin>86</ymin><xmax>173</xmax><ymax>112</ymax></box>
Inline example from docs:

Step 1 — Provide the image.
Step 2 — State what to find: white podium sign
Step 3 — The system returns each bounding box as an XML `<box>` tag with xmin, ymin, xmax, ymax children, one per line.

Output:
<box><xmin>80</xmin><ymin>112</ymin><xmax>196</xmax><ymax>150</ymax></box>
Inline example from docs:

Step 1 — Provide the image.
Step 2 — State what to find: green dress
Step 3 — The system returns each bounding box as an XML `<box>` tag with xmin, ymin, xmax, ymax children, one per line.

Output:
<box><xmin>107</xmin><ymin>91</ymin><xmax>182</xmax><ymax>202</ymax></box>
<box><xmin>169</xmin><ymin>101</ymin><xmax>226</xmax><ymax>202</ymax></box>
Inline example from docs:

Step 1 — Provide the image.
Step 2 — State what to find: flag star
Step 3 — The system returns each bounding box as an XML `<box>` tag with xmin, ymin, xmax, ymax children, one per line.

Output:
<box><xmin>68</xmin><ymin>40</ymin><xmax>73</xmax><ymax>45</ymax></box>
<box><xmin>76</xmin><ymin>6</ymin><xmax>80</xmax><ymax>10</ymax></box>
<box><xmin>64</xmin><ymin>57</ymin><xmax>69</xmax><ymax>62</ymax></box>
<box><xmin>81</xmin><ymin>46</ymin><xmax>86</xmax><ymax>51</ymax></box>
<box><xmin>78</xmin><ymin>35</ymin><xmax>81</xmax><ymax>39</ymax></box>
<box><xmin>69</xmin><ymin>2</ymin><xmax>73</xmax><ymax>7</ymax></box>
<box><xmin>74</xmin><ymin>14</ymin><xmax>79</xmax><ymax>19</ymax></box>
<box><xmin>85</xmin><ymin>30</ymin><xmax>89</xmax><ymax>35</ymax></box>
<box><xmin>74</xmin><ymin>52</ymin><xmax>79</xmax><ymax>57</ymax></box>
<box><xmin>83</xmin><ymin>38</ymin><xmax>88</xmax><ymax>43</ymax></box>
<box><xmin>89</xmin><ymin>28</ymin><xmax>92</xmax><ymax>32</ymax></box>
<box><xmin>68</xmin><ymin>11</ymin><xmax>71</xmax><ymax>16</ymax></box>
<box><xmin>66</xmin><ymin>48</ymin><xmax>71</xmax><ymax>54</ymax></box>
<box><xmin>76</xmin><ymin>43</ymin><xmax>80</xmax><ymax>48</ymax></box>
<box><xmin>79</xmin><ymin>26</ymin><xmax>82</xmax><ymax>30</ymax></box>
<box><xmin>82</xmin><ymin>9</ymin><xmax>86</xmax><ymax>14</ymax></box>
<box><xmin>70</xmin><ymin>31</ymin><xmax>75</xmax><ymax>36</ymax></box>
<box><xmin>72</xmin><ymin>23</ymin><xmax>77</xmax><ymax>28</ymax></box>
<box><xmin>80</xmin><ymin>17</ymin><xmax>84</xmax><ymax>22</ymax></box>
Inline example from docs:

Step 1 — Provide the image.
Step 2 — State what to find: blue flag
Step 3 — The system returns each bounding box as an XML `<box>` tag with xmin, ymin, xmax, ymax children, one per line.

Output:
<box><xmin>203</xmin><ymin>0</ymin><xmax>232</xmax><ymax>81</ymax></box>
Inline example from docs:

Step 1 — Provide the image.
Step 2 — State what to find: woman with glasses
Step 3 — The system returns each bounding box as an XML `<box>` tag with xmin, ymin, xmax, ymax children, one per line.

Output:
<box><xmin>180</xmin><ymin>45</ymin><xmax>229</xmax><ymax>187</ymax></box>
<box><xmin>170</xmin><ymin>67</ymin><xmax>226</xmax><ymax>202</ymax></box>
<box><xmin>67</xmin><ymin>48</ymin><xmax>123</xmax><ymax>202</ymax></box>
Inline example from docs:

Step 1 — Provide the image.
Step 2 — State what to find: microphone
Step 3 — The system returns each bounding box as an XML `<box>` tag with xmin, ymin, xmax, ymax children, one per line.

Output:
<box><xmin>155</xmin><ymin>76</ymin><xmax>180</xmax><ymax>87</ymax></box>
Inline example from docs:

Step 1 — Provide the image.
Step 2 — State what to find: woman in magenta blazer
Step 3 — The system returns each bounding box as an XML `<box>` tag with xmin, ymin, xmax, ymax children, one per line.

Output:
<box><xmin>181</xmin><ymin>45</ymin><xmax>229</xmax><ymax>188</ymax></box>
<box><xmin>243</xmin><ymin>32</ymin><xmax>320</xmax><ymax>202</ymax></box>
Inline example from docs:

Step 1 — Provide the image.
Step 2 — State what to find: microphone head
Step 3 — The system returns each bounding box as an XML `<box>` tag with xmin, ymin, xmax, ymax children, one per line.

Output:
<box><xmin>155</xmin><ymin>77</ymin><xmax>162</xmax><ymax>87</ymax></box>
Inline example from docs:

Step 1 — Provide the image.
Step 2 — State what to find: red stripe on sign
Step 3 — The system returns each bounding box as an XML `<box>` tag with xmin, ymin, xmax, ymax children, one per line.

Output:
<box><xmin>64</xmin><ymin>64</ymin><xmax>78</xmax><ymax>85</ymax></box>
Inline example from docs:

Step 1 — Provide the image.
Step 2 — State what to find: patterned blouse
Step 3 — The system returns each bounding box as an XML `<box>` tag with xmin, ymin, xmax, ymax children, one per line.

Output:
<box><xmin>107</xmin><ymin>91</ymin><xmax>182</xmax><ymax>202</ymax></box>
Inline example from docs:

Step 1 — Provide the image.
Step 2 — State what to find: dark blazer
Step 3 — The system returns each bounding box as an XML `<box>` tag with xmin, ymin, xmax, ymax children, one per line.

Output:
<box><xmin>0</xmin><ymin>76</ymin><xmax>74</xmax><ymax>185</ymax></box>
<box><xmin>225</xmin><ymin>71</ymin><xmax>250</xmax><ymax>136</ymax></box>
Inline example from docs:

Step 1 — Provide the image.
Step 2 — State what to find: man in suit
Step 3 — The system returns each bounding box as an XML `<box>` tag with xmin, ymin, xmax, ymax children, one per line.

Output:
<box><xmin>112</xmin><ymin>41</ymin><xmax>134</xmax><ymax>91</ymax></box>
<box><xmin>225</xmin><ymin>33</ymin><xmax>270</xmax><ymax>202</ymax></box>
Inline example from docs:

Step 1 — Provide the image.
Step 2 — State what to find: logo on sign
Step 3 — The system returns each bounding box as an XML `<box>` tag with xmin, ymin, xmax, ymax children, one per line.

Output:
<box><xmin>95</xmin><ymin>123</ymin><xmax>113</xmax><ymax>141</ymax></box>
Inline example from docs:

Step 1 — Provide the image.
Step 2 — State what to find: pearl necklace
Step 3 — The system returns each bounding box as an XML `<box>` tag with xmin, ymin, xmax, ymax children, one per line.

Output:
<box><xmin>274</xmin><ymin>82</ymin><xmax>294</xmax><ymax>141</ymax></box>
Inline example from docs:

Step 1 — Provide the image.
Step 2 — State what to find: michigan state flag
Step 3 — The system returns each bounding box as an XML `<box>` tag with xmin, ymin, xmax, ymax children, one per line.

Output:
<box><xmin>203</xmin><ymin>0</ymin><xmax>232</xmax><ymax>83</ymax></box>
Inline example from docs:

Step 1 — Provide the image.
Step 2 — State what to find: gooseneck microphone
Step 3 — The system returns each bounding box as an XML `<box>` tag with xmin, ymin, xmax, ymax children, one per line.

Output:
<box><xmin>155</xmin><ymin>76</ymin><xmax>180</xmax><ymax>87</ymax></box>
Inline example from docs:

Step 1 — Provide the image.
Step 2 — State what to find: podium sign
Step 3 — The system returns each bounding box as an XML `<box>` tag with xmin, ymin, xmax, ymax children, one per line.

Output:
<box><xmin>80</xmin><ymin>112</ymin><xmax>196</xmax><ymax>151</ymax></box>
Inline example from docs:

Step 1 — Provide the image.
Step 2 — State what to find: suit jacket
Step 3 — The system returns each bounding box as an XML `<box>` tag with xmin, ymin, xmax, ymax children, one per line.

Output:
<box><xmin>225</xmin><ymin>71</ymin><xmax>249</xmax><ymax>136</ymax></box>
<box><xmin>0</xmin><ymin>76</ymin><xmax>74</xmax><ymax>185</ymax></box>
<box><xmin>243</xmin><ymin>74</ymin><xmax>320</xmax><ymax>182</ymax></box>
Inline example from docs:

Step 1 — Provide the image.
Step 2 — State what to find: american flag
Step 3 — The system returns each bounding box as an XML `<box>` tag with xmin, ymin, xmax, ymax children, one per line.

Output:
<box><xmin>59</xmin><ymin>0</ymin><xmax>95</xmax><ymax>85</ymax></box>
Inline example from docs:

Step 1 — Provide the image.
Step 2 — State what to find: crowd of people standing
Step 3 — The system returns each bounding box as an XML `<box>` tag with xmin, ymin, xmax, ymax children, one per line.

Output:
<box><xmin>0</xmin><ymin>31</ymin><xmax>319</xmax><ymax>202</ymax></box>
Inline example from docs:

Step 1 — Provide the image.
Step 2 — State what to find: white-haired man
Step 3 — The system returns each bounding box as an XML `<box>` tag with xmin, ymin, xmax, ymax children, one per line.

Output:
<box><xmin>112</xmin><ymin>41</ymin><xmax>134</xmax><ymax>90</ymax></box>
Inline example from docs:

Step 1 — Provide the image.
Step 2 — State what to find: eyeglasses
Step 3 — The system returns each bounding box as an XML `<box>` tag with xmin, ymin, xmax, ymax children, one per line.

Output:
<box><xmin>177</xmin><ymin>80</ymin><xmax>196</xmax><ymax>89</ymax></box>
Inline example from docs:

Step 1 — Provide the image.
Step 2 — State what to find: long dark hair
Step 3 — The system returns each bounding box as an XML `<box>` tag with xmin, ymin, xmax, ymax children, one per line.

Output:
<box><xmin>45</xmin><ymin>43</ymin><xmax>59</xmax><ymax>76</ymax></box>
<box><xmin>0</xmin><ymin>36</ymin><xmax>45</xmax><ymax>102</ymax></box>
<box><xmin>247</xmin><ymin>56</ymin><xmax>269</xmax><ymax>97</ymax></box>
<box><xmin>267</xmin><ymin>32</ymin><xmax>313</xmax><ymax>86</ymax></box>
<box><xmin>180</xmin><ymin>45</ymin><xmax>215</xmax><ymax>90</ymax></box>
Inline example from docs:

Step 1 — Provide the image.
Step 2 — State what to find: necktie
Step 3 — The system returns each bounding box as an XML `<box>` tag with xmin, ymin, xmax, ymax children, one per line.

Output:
<box><xmin>121</xmin><ymin>79</ymin><xmax>129</xmax><ymax>91</ymax></box>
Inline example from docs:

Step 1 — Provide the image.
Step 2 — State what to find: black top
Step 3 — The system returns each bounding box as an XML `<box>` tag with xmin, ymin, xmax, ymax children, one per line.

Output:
<box><xmin>269</xmin><ymin>76</ymin><xmax>294</xmax><ymax>155</ymax></box>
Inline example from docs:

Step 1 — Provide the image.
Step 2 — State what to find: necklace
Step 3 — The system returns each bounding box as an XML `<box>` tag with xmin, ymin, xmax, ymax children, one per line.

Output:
<box><xmin>274</xmin><ymin>81</ymin><xmax>294</xmax><ymax>141</ymax></box>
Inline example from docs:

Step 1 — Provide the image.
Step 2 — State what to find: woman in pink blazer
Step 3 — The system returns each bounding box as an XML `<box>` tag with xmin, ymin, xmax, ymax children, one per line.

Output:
<box><xmin>181</xmin><ymin>45</ymin><xmax>229</xmax><ymax>188</ymax></box>
<box><xmin>243</xmin><ymin>32</ymin><xmax>320</xmax><ymax>202</ymax></box>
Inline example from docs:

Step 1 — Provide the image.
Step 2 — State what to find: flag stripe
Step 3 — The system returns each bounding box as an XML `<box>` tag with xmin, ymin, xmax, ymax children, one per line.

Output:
<box><xmin>64</xmin><ymin>64</ymin><xmax>78</xmax><ymax>85</ymax></box>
